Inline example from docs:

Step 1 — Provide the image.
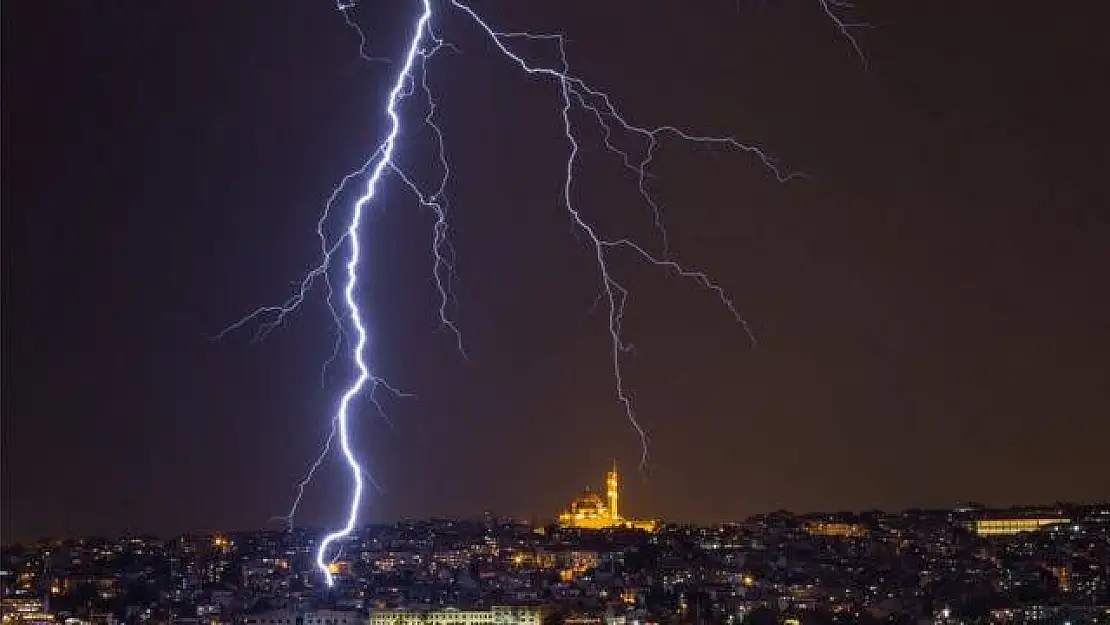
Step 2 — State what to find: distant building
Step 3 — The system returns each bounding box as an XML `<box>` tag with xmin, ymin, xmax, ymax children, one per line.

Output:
<box><xmin>243</xmin><ymin>610</ymin><xmax>360</xmax><ymax>625</ymax></box>
<box><xmin>557</xmin><ymin>462</ymin><xmax>656</xmax><ymax>532</ymax></box>
<box><xmin>1</xmin><ymin>598</ymin><xmax>54</xmax><ymax>625</ymax></box>
<box><xmin>805</xmin><ymin>522</ymin><xmax>868</xmax><ymax>538</ymax></box>
<box><xmin>969</xmin><ymin>515</ymin><xmax>1070</xmax><ymax>536</ymax></box>
<box><xmin>367</xmin><ymin>606</ymin><xmax>543</xmax><ymax>625</ymax></box>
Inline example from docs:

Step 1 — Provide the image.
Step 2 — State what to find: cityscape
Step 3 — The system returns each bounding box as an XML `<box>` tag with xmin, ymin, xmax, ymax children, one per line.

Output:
<box><xmin>5</xmin><ymin>1</ymin><xmax>1108</xmax><ymax>625</ymax></box>
<box><xmin>3</xmin><ymin>465</ymin><xmax>1109</xmax><ymax>624</ymax></box>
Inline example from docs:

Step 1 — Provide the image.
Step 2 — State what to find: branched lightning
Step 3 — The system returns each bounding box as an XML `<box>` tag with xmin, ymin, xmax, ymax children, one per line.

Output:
<box><xmin>391</xmin><ymin>23</ymin><xmax>466</xmax><ymax>356</ymax></box>
<box><xmin>446</xmin><ymin>0</ymin><xmax>800</xmax><ymax>471</ymax></box>
<box><xmin>220</xmin><ymin>0</ymin><xmax>866</xmax><ymax>588</ymax></box>
<box><xmin>271</xmin><ymin>415</ymin><xmax>386</xmax><ymax>531</ymax></box>
<box><xmin>338</xmin><ymin>0</ymin><xmax>392</xmax><ymax>64</ymax></box>
<box><xmin>818</xmin><ymin>0</ymin><xmax>869</xmax><ymax>70</ymax></box>
<box><xmin>307</xmin><ymin>0</ymin><xmax>435</xmax><ymax>586</ymax></box>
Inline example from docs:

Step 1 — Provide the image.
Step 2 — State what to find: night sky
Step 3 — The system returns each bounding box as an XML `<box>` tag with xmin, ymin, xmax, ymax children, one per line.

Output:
<box><xmin>4</xmin><ymin>1</ymin><xmax>1108</xmax><ymax>544</ymax></box>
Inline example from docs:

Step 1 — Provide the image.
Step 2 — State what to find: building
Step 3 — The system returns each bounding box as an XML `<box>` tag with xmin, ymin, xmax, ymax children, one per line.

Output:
<box><xmin>969</xmin><ymin>516</ymin><xmax>1070</xmax><ymax>537</ymax></box>
<box><xmin>806</xmin><ymin>522</ymin><xmax>868</xmax><ymax>538</ymax></box>
<box><xmin>557</xmin><ymin>462</ymin><xmax>656</xmax><ymax>532</ymax></box>
<box><xmin>368</xmin><ymin>606</ymin><xmax>543</xmax><ymax>625</ymax></box>
<box><xmin>1</xmin><ymin>598</ymin><xmax>54</xmax><ymax>625</ymax></box>
<box><xmin>243</xmin><ymin>610</ymin><xmax>359</xmax><ymax>625</ymax></box>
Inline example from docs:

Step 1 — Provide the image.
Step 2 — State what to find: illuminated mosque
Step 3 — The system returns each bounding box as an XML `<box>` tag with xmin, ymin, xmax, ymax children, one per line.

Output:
<box><xmin>557</xmin><ymin>461</ymin><xmax>657</xmax><ymax>531</ymax></box>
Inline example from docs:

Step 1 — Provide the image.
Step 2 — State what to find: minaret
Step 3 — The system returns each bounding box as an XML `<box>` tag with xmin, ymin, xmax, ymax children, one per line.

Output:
<box><xmin>606</xmin><ymin>460</ymin><xmax>620</xmax><ymax>521</ymax></box>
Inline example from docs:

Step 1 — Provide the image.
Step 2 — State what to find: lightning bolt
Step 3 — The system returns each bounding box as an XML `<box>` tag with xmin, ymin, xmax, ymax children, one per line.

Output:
<box><xmin>271</xmin><ymin>415</ymin><xmax>386</xmax><ymax>532</ymax></box>
<box><xmin>220</xmin><ymin>0</ymin><xmax>866</xmax><ymax>587</ymax></box>
<box><xmin>304</xmin><ymin>0</ymin><xmax>436</xmax><ymax>586</ymax></box>
<box><xmin>444</xmin><ymin>0</ymin><xmax>797</xmax><ymax>472</ymax></box>
<box><xmin>818</xmin><ymin>0</ymin><xmax>870</xmax><ymax>70</ymax></box>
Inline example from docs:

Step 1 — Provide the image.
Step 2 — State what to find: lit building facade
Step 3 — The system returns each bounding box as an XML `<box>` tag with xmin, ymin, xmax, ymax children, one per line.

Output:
<box><xmin>806</xmin><ymin>522</ymin><xmax>868</xmax><ymax>538</ymax></box>
<box><xmin>1</xmin><ymin>598</ymin><xmax>54</xmax><ymax>625</ymax></box>
<box><xmin>970</xmin><ymin>517</ymin><xmax>1070</xmax><ymax>536</ymax></box>
<box><xmin>557</xmin><ymin>462</ymin><xmax>656</xmax><ymax>531</ymax></box>
<box><xmin>368</xmin><ymin>606</ymin><xmax>542</xmax><ymax>625</ymax></box>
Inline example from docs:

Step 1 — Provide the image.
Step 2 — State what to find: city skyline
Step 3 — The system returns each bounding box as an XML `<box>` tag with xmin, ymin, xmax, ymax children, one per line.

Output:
<box><xmin>5</xmin><ymin>0</ymin><xmax>1109</xmax><ymax>546</ymax></box>
<box><xmin>6</xmin><ymin>503</ymin><xmax>1108</xmax><ymax>624</ymax></box>
<box><xmin>8</xmin><ymin>496</ymin><xmax>1110</xmax><ymax>547</ymax></box>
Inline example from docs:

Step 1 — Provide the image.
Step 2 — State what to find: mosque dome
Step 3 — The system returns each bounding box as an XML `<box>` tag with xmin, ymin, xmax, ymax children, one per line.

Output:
<box><xmin>567</xmin><ymin>489</ymin><xmax>607</xmax><ymax>518</ymax></box>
